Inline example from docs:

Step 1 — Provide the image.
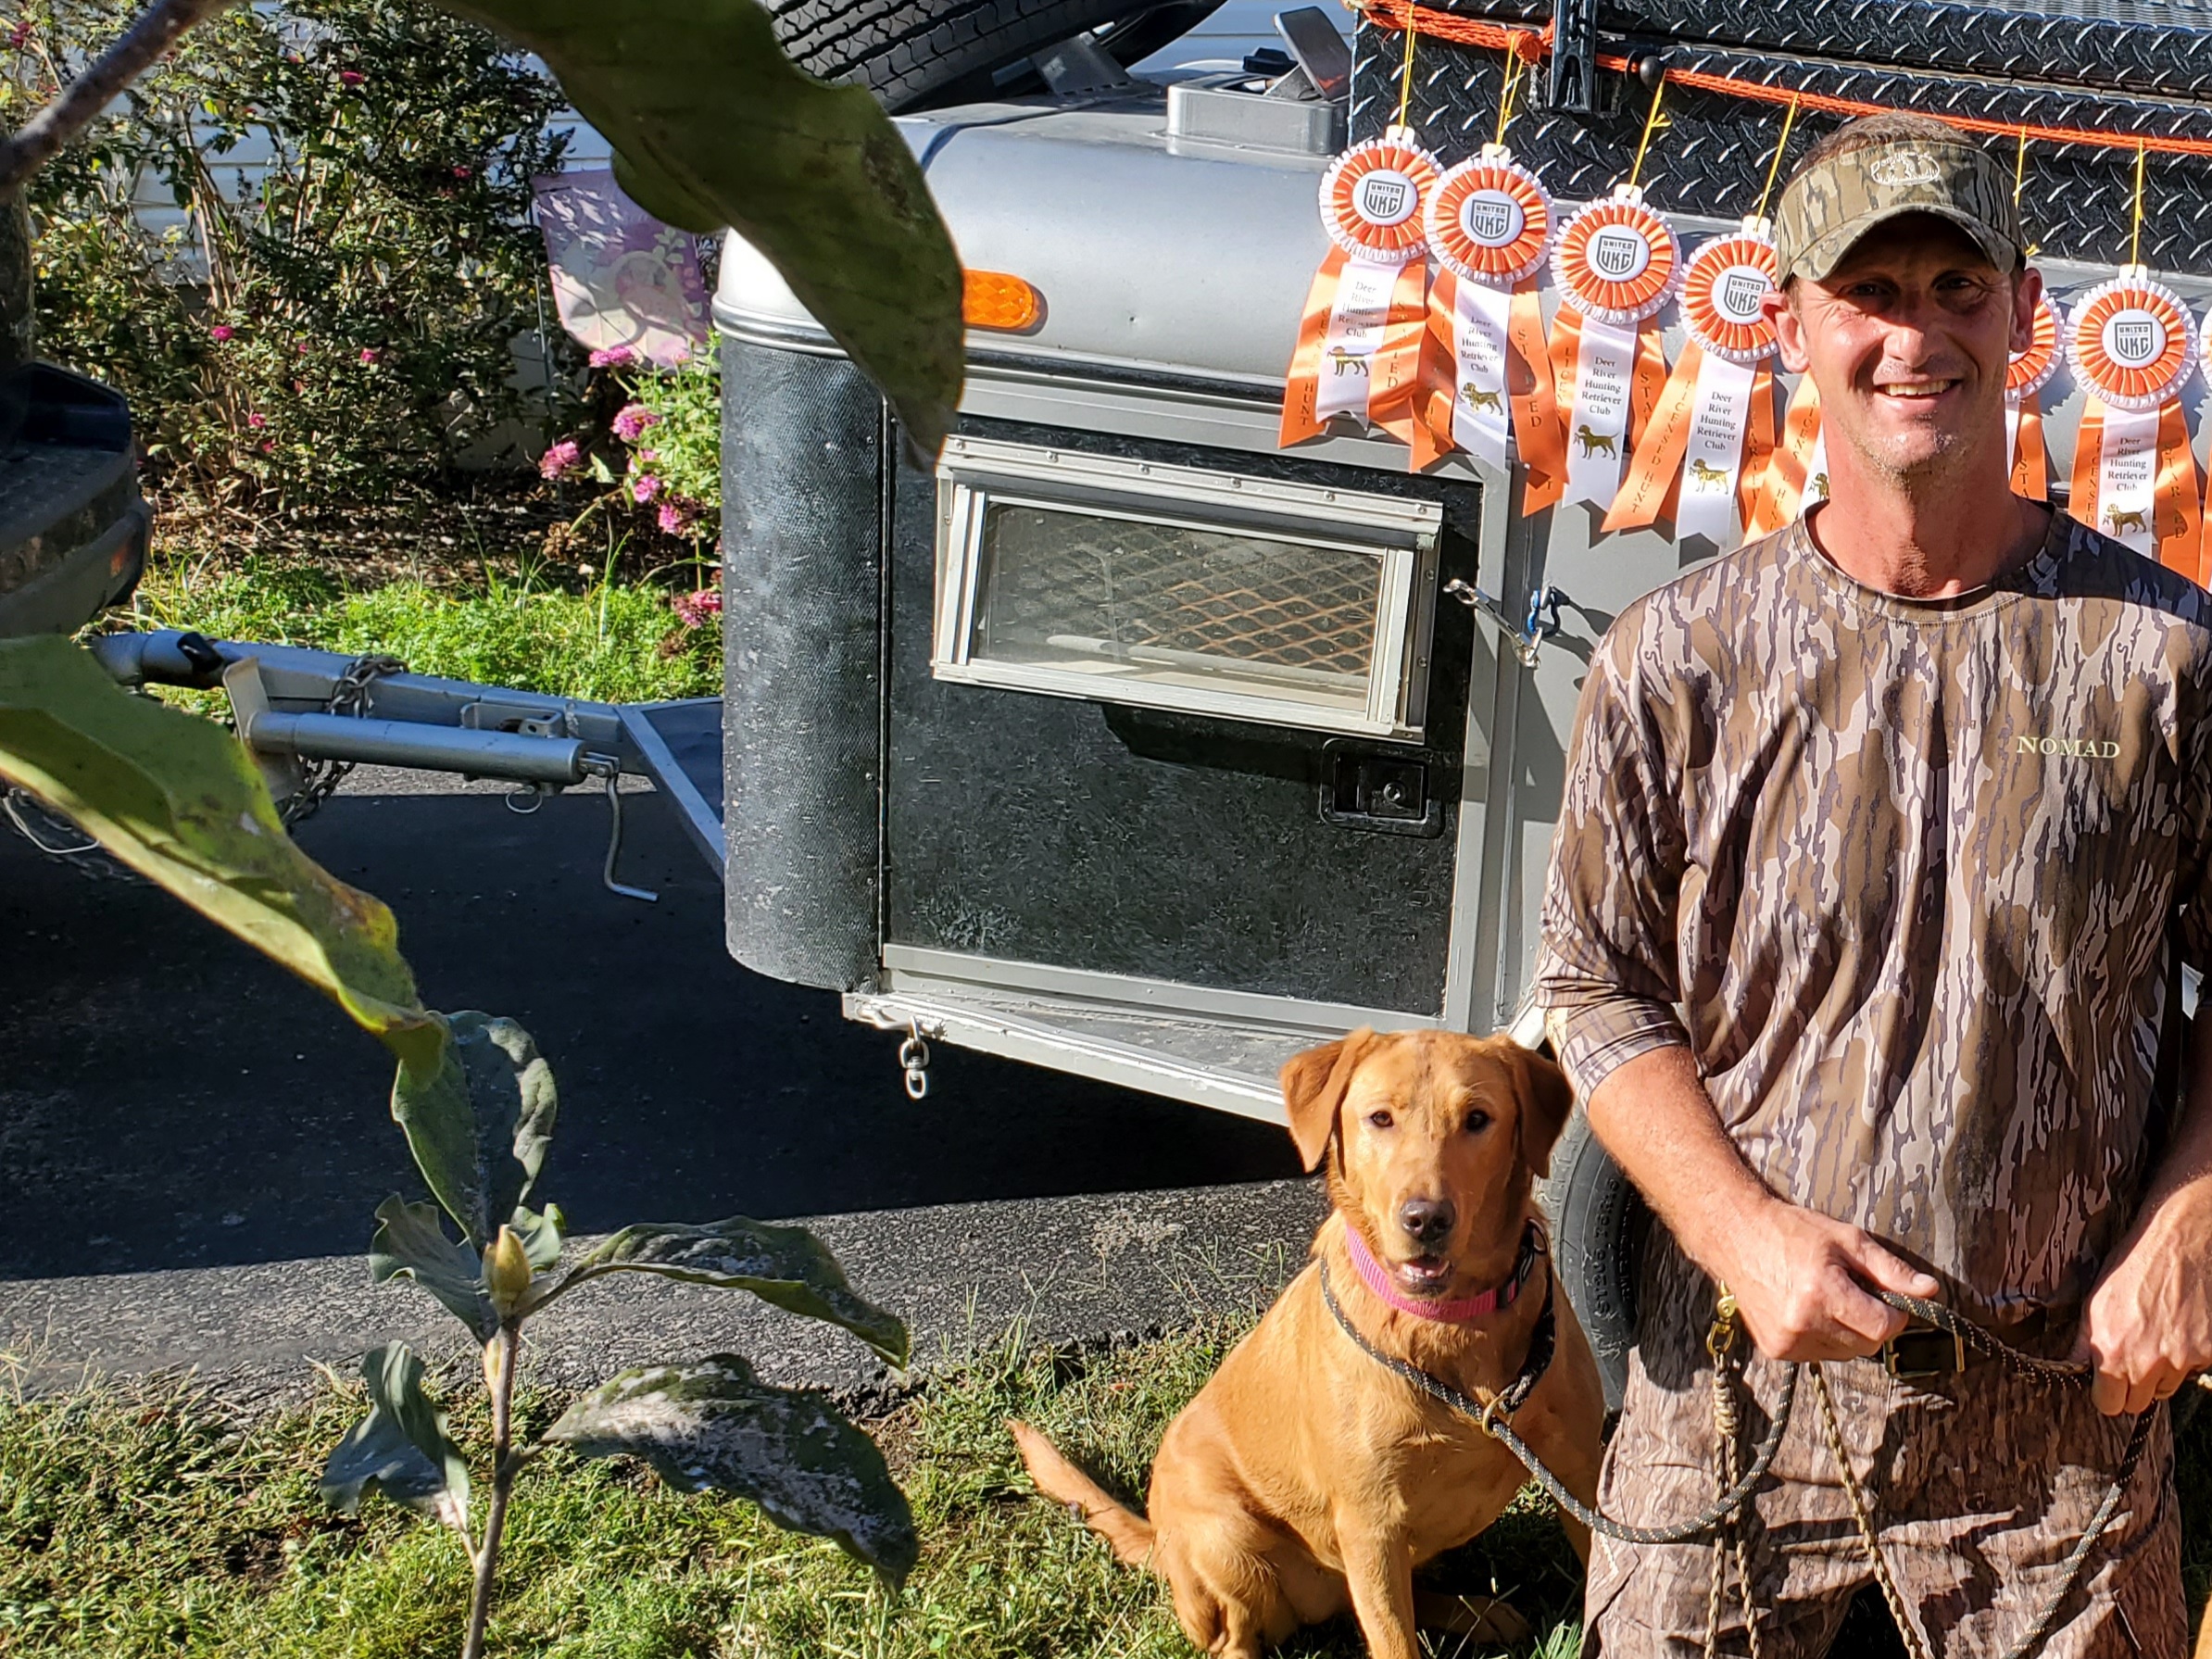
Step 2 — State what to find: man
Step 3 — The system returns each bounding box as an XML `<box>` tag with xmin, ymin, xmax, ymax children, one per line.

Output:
<box><xmin>1535</xmin><ymin>110</ymin><xmax>2212</xmax><ymax>1656</ymax></box>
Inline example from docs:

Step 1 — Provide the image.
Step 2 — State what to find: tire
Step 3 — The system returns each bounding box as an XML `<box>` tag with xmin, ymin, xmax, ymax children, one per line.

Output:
<box><xmin>769</xmin><ymin>0</ymin><xmax>1230</xmax><ymax>113</ymax></box>
<box><xmin>1538</xmin><ymin>1107</ymin><xmax>1652</xmax><ymax>1414</ymax></box>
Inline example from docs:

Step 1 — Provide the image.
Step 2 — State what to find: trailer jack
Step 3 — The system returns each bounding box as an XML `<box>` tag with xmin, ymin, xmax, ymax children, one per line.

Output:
<box><xmin>91</xmin><ymin>630</ymin><xmax>679</xmax><ymax>903</ymax></box>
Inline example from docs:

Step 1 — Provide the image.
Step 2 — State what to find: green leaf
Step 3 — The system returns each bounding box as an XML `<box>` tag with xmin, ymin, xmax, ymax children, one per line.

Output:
<box><xmin>369</xmin><ymin>1196</ymin><xmax>497</xmax><ymax>1341</ymax></box>
<box><xmin>421</xmin><ymin>0</ymin><xmax>962</xmax><ymax>455</ymax></box>
<box><xmin>0</xmin><ymin>637</ymin><xmax>444</xmax><ymax>1078</ymax></box>
<box><xmin>545</xmin><ymin>1352</ymin><xmax>916</xmax><ymax>1585</ymax></box>
<box><xmin>388</xmin><ymin>1011</ymin><xmax>558</xmax><ymax>1247</ymax></box>
<box><xmin>552</xmin><ymin>1217</ymin><xmax>905</xmax><ymax>1364</ymax></box>
<box><xmin>511</xmin><ymin>1202</ymin><xmax>566</xmax><ymax>1271</ymax></box>
<box><xmin>320</xmin><ymin>1342</ymin><xmax>470</xmax><ymax>1533</ymax></box>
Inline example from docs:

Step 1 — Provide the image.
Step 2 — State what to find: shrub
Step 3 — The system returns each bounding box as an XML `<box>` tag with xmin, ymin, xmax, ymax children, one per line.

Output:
<box><xmin>542</xmin><ymin>342</ymin><xmax>720</xmax><ymax>548</ymax></box>
<box><xmin>10</xmin><ymin>0</ymin><xmax>581</xmax><ymax>512</ymax></box>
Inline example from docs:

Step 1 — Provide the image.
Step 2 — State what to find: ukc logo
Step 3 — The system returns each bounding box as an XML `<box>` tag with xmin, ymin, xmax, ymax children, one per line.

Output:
<box><xmin>1355</xmin><ymin>171</ymin><xmax>1415</xmax><ymax>227</ymax></box>
<box><xmin>2108</xmin><ymin>312</ymin><xmax>2163</xmax><ymax>368</ymax></box>
<box><xmin>1718</xmin><ymin>269</ymin><xmax>1769</xmax><ymax>324</ymax></box>
<box><xmin>1590</xmin><ymin>226</ymin><xmax>1650</xmax><ymax>282</ymax></box>
<box><xmin>1462</xmin><ymin>190</ymin><xmax>1524</xmax><ymax>247</ymax></box>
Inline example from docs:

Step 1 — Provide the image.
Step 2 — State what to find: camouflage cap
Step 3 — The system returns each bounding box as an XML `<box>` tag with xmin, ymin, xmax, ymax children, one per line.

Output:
<box><xmin>1773</xmin><ymin>131</ymin><xmax>2022</xmax><ymax>285</ymax></box>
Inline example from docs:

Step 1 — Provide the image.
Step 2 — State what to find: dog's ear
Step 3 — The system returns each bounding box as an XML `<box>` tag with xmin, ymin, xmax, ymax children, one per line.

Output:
<box><xmin>1280</xmin><ymin>1029</ymin><xmax>1377</xmax><ymax>1173</ymax></box>
<box><xmin>1507</xmin><ymin>1043</ymin><xmax>1575</xmax><ymax>1178</ymax></box>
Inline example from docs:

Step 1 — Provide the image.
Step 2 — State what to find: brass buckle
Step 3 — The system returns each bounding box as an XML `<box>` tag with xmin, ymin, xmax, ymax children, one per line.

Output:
<box><xmin>1880</xmin><ymin>1324</ymin><xmax>1966</xmax><ymax>1380</ymax></box>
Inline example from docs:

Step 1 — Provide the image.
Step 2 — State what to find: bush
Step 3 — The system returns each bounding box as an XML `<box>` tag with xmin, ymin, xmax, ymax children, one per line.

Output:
<box><xmin>10</xmin><ymin>0</ymin><xmax>581</xmax><ymax>513</ymax></box>
<box><xmin>541</xmin><ymin>343</ymin><xmax>720</xmax><ymax>547</ymax></box>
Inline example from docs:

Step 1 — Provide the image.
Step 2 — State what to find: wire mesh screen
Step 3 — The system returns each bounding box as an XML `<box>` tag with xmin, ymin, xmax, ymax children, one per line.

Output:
<box><xmin>972</xmin><ymin>502</ymin><xmax>1385</xmax><ymax>707</ymax></box>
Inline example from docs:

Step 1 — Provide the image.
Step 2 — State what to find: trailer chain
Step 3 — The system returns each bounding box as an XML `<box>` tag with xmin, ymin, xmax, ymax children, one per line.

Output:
<box><xmin>280</xmin><ymin>653</ymin><xmax>408</xmax><ymax>828</ymax></box>
<box><xmin>899</xmin><ymin>1024</ymin><xmax>932</xmax><ymax>1100</ymax></box>
<box><xmin>1</xmin><ymin>785</ymin><xmax>136</xmax><ymax>883</ymax></box>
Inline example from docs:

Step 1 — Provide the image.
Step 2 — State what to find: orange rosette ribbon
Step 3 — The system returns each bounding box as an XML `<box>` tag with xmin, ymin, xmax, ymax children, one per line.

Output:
<box><xmin>2006</xmin><ymin>294</ymin><xmax>2064</xmax><ymax>501</ymax></box>
<box><xmin>1281</xmin><ymin>132</ymin><xmax>1442</xmax><ymax>450</ymax></box>
<box><xmin>1413</xmin><ymin>149</ymin><xmax>1565</xmax><ymax>482</ymax></box>
<box><xmin>1605</xmin><ymin>228</ymin><xmax>1780</xmax><ymax>547</ymax></box>
<box><xmin>1544</xmin><ymin>188</ymin><xmax>1678</xmax><ymax>517</ymax></box>
<box><xmin>2064</xmin><ymin>274</ymin><xmax>2200</xmax><ymax>575</ymax></box>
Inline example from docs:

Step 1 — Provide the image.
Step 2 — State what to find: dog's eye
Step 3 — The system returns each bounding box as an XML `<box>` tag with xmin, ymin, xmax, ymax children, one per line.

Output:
<box><xmin>1365</xmin><ymin>1110</ymin><xmax>1394</xmax><ymax>1129</ymax></box>
<box><xmin>1463</xmin><ymin>1111</ymin><xmax>1492</xmax><ymax>1134</ymax></box>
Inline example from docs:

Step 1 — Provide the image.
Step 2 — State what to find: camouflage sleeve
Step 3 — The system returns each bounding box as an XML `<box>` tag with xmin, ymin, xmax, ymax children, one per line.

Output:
<box><xmin>1532</xmin><ymin>620</ymin><xmax>1691</xmax><ymax>1101</ymax></box>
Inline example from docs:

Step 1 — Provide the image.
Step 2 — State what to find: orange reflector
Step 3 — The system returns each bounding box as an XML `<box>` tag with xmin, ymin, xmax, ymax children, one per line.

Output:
<box><xmin>963</xmin><ymin>270</ymin><xmax>1043</xmax><ymax>333</ymax></box>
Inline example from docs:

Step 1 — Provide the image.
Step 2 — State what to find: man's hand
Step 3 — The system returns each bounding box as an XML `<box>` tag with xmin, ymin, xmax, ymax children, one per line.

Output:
<box><xmin>1711</xmin><ymin>1198</ymin><xmax>1940</xmax><ymax>1363</ymax></box>
<box><xmin>2071</xmin><ymin>1183</ymin><xmax>2212</xmax><ymax>1415</ymax></box>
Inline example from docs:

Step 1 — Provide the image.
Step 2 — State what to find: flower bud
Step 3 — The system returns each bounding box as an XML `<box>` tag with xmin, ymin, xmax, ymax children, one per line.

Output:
<box><xmin>484</xmin><ymin>1225</ymin><xmax>533</xmax><ymax>1316</ymax></box>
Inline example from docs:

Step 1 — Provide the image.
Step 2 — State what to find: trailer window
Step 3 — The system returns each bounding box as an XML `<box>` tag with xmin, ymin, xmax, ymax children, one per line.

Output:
<box><xmin>933</xmin><ymin>438</ymin><xmax>1441</xmax><ymax>740</ymax></box>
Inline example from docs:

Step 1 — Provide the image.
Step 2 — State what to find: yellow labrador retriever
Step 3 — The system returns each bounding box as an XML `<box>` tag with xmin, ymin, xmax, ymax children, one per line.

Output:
<box><xmin>1012</xmin><ymin>1028</ymin><xmax>1606</xmax><ymax>1659</ymax></box>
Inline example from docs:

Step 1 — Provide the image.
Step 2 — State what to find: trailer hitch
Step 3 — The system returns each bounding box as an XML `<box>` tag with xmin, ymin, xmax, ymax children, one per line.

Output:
<box><xmin>1444</xmin><ymin>579</ymin><xmax>1567</xmax><ymax>667</ymax></box>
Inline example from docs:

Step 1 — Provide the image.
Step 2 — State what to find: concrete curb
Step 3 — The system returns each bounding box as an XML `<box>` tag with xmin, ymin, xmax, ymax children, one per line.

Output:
<box><xmin>2</xmin><ymin>1179</ymin><xmax>1326</xmax><ymax>1408</ymax></box>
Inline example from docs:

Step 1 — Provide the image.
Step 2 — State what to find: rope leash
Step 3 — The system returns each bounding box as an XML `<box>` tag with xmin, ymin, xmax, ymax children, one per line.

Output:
<box><xmin>1321</xmin><ymin>1262</ymin><xmax>2153</xmax><ymax>1659</ymax></box>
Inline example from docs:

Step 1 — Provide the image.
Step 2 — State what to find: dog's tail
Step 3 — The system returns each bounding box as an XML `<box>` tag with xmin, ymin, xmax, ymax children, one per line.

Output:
<box><xmin>1007</xmin><ymin>1420</ymin><xmax>1157</xmax><ymax>1567</ymax></box>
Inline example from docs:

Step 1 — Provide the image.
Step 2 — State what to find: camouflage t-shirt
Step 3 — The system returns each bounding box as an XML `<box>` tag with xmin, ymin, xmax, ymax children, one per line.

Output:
<box><xmin>1534</xmin><ymin>509</ymin><xmax>2212</xmax><ymax>1322</ymax></box>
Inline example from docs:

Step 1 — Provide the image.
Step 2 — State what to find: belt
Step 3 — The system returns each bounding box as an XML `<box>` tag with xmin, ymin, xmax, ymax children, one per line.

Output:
<box><xmin>1879</xmin><ymin>1323</ymin><xmax>1970</xmax><ymax>1379</ymax></box>
<box><xmin>1879</xmin><ymin>1308</ymin><xmax>2053</xmax><ymax>1380</ymax></box>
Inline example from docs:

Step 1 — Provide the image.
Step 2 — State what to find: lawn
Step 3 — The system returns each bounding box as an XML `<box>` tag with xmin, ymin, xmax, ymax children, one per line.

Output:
<box><xmin>0</xmin><ymin>1324</ymin><xmax>1584</xmax><ymax>1658</ymax></box>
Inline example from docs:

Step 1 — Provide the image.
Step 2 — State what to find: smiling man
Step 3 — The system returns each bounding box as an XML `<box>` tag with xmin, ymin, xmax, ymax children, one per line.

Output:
<box><xmin>1535</xmin><ymin>113</ymin><xmax>2212</xmax><ymax>1655</ymax></box>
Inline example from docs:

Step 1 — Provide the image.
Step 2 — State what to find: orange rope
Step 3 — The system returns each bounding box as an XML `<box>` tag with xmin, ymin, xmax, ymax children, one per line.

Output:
<box><xmin>1358</xmin><ymin>0</ymin><xmax>2212</xmax><ymax>162</ymax></box>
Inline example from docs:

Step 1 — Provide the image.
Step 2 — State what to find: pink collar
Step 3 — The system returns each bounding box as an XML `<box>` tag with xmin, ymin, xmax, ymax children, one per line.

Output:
<box><xmin>1343</xmin><ymin>1221</ymin><xmax>1543</xmax><ymax>1324</ymax></box>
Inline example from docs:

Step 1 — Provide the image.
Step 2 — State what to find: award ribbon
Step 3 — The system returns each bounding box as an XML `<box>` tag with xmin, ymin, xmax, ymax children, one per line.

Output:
<box><xmin>1414</xmin><ymin>148</ymin><xmax>1565</xmax><ymax>488</ymax></box>
<box><xmin>1548</xmin><ymin>187</ymin><xmax>1678</xmax><ymax>514</ymax></box>
<box><xmin>1743</xmin><ymin>374</ymin><xmax>1822</xmax><ymax>536</ymax></box>
<box><xmin>1281</xmin><ymin>133</ymin><xmax>1441</xmax><ymax>448</ymax></box>
<box><xmin>2006</xmin><ymin>294</ymin><xmax>2064</xmax><ymax>502</ymax></box>
<box><xmin>1606</xmin><ymin>226</ymin><xmax>1779</xmax><ymax>545</ymax></box>
<box><xmin>2065</xmin><ymin>272</ymin><xmax>2199</xmax><ymax>572</ymax></box>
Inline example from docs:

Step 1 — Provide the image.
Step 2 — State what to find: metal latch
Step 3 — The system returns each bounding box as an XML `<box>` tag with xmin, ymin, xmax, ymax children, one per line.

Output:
<box><xmin>1321</xmin><ymin>741</ymin><xmax>1444</xmax><ymax>837</ymax></box>
<box><xmin>1445</xmin><ymin>579</ymin><xmax>1566</xmax><ymax>668</ymax></box>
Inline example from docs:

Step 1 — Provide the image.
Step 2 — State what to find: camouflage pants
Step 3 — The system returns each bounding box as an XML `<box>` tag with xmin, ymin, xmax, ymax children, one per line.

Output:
<box><xmin>1581</xmin><ymin>1243</ymin><xmax>2183</xmax><ymax>1658</ymax></box>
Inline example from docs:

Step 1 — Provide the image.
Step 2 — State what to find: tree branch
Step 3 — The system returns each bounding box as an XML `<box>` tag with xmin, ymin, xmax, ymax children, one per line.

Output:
<box><xmin>0</xmin><ymin>0</ymin><xmax>238</xmax><ymax>202</ymax></box>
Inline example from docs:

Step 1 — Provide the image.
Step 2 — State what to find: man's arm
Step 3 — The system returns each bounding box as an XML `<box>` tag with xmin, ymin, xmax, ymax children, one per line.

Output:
<box><xmin>2072</xmin><ymin>1009</ymin><xmax>2212</xmax><ymax>1415</ymax></box>
<box><xmin>1587</xmin><ymin>1045</ymin><xmax>1939</xmax><ymax>1362</ymax></box>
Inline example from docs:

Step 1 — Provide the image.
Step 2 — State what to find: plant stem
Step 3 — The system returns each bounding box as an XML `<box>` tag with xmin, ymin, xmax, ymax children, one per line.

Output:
<box><xmin>460</xmin><ymin>1325</ymin><xmax>519</xmax><ymax>1659</ymax></box>
<box><xmin>0</xmin><ymin>0</ymin><xmax>239</xmax><ymax>202</ymax></box>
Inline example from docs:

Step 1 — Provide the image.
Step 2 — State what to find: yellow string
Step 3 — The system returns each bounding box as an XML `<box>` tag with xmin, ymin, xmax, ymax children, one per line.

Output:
<box><xmin>1626</xmin><ymin>76</ymin><xmax>1668</xmax><ymax>191</ymax></box>
<box><xmin>1753</xmin><ymin>94</ymin><xmax>1800</xmax><ymax>224</ymax></box>
<box><xmin>1393</xmin><ymin>19</ymin><xmax>1418</xmax><ymax>132</ymax></box>
<box><xmin>1493</xmin><ymin>50</ymin><xmax>1523</xmax><ymax>149</ymax></box>
<box><xmin>2014</xmin><ymin>127</ymin><xmax>2029</xmax><ymax>209</ymax></box>
<box><xmin>2129</xmin><ymin>138</ymin><xmax>2146</xmax><ymax>269</ymax></box>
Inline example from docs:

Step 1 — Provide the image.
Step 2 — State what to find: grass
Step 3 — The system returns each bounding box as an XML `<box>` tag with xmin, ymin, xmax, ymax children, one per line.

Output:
<box><xmin>111</xmin><ymin>541</ymin><xmax>722</xmax><ymax>710</ymax></box>
<box><xmin>0</xmin><ymin>1323</ymin><xmax>1584</xmax><ymax>1659</ymax></box>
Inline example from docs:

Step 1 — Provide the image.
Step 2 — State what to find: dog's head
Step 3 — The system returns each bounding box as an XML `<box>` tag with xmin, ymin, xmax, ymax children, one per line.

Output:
<box><xmin>1279</xmin><ymin>1030</ymin><xmax>1573</xmax><ymax>1302</ymax></box>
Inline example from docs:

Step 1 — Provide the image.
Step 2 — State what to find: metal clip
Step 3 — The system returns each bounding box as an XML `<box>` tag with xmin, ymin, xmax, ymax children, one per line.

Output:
<box><xmin>1444</xmin><ymin>579</ymin><xmax>1567</xmax><ymax>667</ymax></box>
<box><xmin>898</xmin><ymin>1024</ymin><xmax>932</xmax><ymax>1100</ymax></box>
<box><xmin>584</xmin><ymin>757</ymin><xmax>657</xmax><ymax>903</ymax></box>
<box><xmin>1707</xmin><ymin>1284</ymin><xmax>1740</xmax><ymax>1362</ymax></box>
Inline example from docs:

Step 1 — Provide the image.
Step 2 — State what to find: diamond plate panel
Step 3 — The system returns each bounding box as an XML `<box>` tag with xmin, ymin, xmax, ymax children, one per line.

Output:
<box><xmin>1351</xmin><ymin>15</ymin><xmax>2212</xmax><ymax>269</ymax></box>
<box><xmin>1402</xmin><ymin>0</ymin><xmax>2212</xmax><ymax>102</ymax></box>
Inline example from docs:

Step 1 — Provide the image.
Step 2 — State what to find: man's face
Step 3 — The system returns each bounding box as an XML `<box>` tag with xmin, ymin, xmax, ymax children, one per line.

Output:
<box><xmin>1766</xmin><ymin>214</ymin><xmax>2042</xmax><ymax>486</ymax></box>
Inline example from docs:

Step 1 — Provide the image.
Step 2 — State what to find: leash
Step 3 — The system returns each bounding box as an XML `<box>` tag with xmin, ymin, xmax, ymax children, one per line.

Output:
<box><xmin>1319</xmin><ymin>1252</ymin><xmax>1798</xmax><ymax>1546</ymax></box>
<box><xmin>1320</xmin><ymin>1261</ymin><xmax>2153</xmax><ymax>1659</ymax></box>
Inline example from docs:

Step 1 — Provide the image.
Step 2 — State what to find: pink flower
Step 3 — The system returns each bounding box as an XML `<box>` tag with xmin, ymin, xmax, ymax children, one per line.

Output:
<box><xmin>587</xmin><ymin>345</ymin><xmax>635</xmax><ymax>369</ymax></box>
<box><xmin>246</xmin><ymin>412</ymin><xmax>267</xmax><ymax>429</ymax></box>
<box><xmin>688</xmin><ymin>586</ymin><xmax>721</xmax><ymax>615</ymax></box>
<box><xmin>631</xmin><ymin>472</ymin><xmax>661</xmax><ymax>505</ymax></box>
<box><xmin>209</xmin><ymin>325</ymin><xmax>233</xmax><ymax>342</ymax></box>
<box><xmin>537</xmin><ymin>439</ymin><xmax>581</xmax><ymax>481</ymax></box>
<box><xmin>258</xmin><ymin>439</ymin><xmax>274</xmax><ymax>453</ymax></box>
<box><xmin>296</xmin><ymin>342</ymin><xmax>309</xmax><ymax>354</ymax></box>
<box><xmin>358</xmin><ymin>347</ymin><xmax>380</xmax><ymax>365</ymax></box>
<box><xmin>657</xmin><ymin>501</ymin><xmax>690</xmax><ymax>536</ymax></box>
<box><xmin>9</xmin><ymin>19</ymin><xmax>34</xmax><ymax>47</ymax></box>
<box><xmin>453</xmin><ymin>164</ymin><xmax>472</xmax><ymax>179</ymax></box>
<box><xmin>611</xmin><ymin>403</ymin><xmax>660</xmax><ymax>443</ymax></box>
<box><xmin>338</xmin><ymin>69</ymin><xmax>364</xmax><ymax>85</ymax></box>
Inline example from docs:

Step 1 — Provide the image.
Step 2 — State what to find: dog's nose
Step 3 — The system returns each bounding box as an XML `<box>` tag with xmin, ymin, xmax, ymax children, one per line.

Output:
<box><xmin>1399</xmin><ymin>1199</ymin><xmax>1455</xmax><ymax>1249</ymax></box>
